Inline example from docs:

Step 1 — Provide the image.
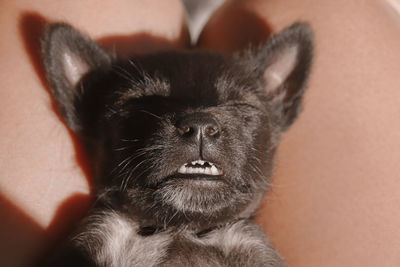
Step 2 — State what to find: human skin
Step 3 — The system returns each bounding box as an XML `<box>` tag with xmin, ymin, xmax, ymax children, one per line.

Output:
<box><xmin>0</xmin><ymin>1</ymin><xmax>189</xmax><ymax>266</ymax></box>
<box><xmin>3</xmin><ymin>0</ymin><xmax>400</xmax><ymax>266</ymax></box>
<box><xmin>198</xmin><ymin>0</ymin><xmax>400</xmax><ymax>266</ymax></box>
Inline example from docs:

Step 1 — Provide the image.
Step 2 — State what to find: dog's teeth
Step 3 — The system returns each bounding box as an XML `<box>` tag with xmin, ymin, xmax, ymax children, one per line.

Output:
<box><xmin>191</xmin><ymin>160</ymin><xmax>205</xmax><ymax>165</ymax></box>
<box><xmin>177</xmin><ymin>162</ymin><xmax>222</xmax><ymax>176</ymax></box>
<box><xmin>211</xmin><ymin>165</ymin><xmax>220</xmax><ymax>175</ymax></box>
<box><xmin>178</xmin><ymin>165</ymin><xmax>187</xmax><ymax>174</ymax></box>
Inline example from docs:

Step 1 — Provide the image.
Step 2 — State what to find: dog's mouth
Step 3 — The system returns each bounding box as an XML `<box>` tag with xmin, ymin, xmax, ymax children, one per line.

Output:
<box><xmin>155</xmin><ymin>160</ymin><xmax>224</xmax><ymax>187</ymax></box>
<box><xmin>177</xmin><ymin>160</ymin><xmax>223</xmax><ymax>176</ymax></box>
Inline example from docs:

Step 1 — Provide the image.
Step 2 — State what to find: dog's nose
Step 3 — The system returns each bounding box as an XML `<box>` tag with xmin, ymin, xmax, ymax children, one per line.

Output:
<box><xmin>176</xmin><ymin>113</ymin><xmax>220</xmax><ymax>142</ymax></box>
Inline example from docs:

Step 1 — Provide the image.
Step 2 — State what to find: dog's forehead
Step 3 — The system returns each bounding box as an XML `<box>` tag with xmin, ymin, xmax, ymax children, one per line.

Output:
<box><xmin>117</xmin><ymin>51</ymin><xmax>258</xmax><ymax>105</ymax></box>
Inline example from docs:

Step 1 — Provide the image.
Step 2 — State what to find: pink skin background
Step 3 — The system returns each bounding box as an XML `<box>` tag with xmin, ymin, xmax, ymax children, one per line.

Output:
<box><xmin>1</xmin><ymin>0</ymin><xmax>400</xmax><ymax>266</ymax></box>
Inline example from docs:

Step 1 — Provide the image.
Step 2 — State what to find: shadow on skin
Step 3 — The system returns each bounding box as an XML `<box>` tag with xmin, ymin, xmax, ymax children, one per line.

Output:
<box><xmin>0</xmin><ymin>12</ymin><xmax>190</xmax><ymax>267</ymax></box>
<box><xmin>0</xmin><ymin>193</ymin><xmax>92</xmax><ymax>267</ymax></box>
<box><xmin>197</xmin><ymin>1</ymin><xmax>272</xmax><ymax>54</ymax></box>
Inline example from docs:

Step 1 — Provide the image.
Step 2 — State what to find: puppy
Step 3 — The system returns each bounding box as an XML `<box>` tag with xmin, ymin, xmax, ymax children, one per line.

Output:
<box><xmin>40</xmin><ymin>22</ymin><xmax>313</xmax><ymax>266</ymax></box>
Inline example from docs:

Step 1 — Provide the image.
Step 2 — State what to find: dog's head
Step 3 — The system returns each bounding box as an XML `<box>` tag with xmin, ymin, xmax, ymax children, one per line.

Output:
<box><xmin>42</xmin><ymin>23</ymin><xmax>312</xmax><ymax>228</ymax></box>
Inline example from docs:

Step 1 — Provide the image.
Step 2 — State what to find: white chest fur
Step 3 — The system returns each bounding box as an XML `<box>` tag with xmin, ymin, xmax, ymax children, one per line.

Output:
<box><xmin>74</xmin><ymin>211</ymin><xmax>172</xmax><ymax>267</ymax></box>
<box><xmin>73</xmin><ymin>211</ymin><xmax>278</xmax><ymax>267</ymax></box>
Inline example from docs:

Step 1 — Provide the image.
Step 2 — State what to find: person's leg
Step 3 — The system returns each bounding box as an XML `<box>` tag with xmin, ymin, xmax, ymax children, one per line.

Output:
<box><xmin>199</xmin><ymin>0</ymin><xmax>400</xmax><ymax>266</ymax></box>
<box><xmin>0</xmin><ymin>1</ymin><xmax>189</xmax><ymax>266</ymax></box>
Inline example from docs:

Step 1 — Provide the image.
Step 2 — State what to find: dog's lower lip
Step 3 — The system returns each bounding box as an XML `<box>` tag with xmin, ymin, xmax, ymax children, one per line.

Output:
<box><xmin>168</xmin><ymin>173</ymin><xmax>224</xmax><ymax>182</ymax></box>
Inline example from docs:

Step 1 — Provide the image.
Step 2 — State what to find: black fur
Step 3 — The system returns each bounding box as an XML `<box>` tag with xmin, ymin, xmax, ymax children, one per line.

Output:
<box><xmin>40</xmin><ymin>22</ymin><xmax>313</xmax><ymax>266</ymax></box>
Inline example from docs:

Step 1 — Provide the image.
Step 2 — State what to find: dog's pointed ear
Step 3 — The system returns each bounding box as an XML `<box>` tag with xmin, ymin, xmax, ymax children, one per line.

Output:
<box><xmin>252</xmin><ymin>23</ymin><xmax>313</xmax><ymax>132</ymax></box>
<box><xmin>42</xmin><ymin>23</ymin><xmax>112</xmax><ymax>132</ymax></box>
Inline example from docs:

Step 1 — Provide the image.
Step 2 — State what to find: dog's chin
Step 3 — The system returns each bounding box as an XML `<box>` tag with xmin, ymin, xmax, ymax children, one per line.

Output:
<box><xmin>148</xmin><ymin>174</ymin><xmax>250</xmax><ymax>227</ymax></box>
<box><xmin>156</xmin><ymin>176</ymin><xmax>230</xmax><ymax>210</ymax></box>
